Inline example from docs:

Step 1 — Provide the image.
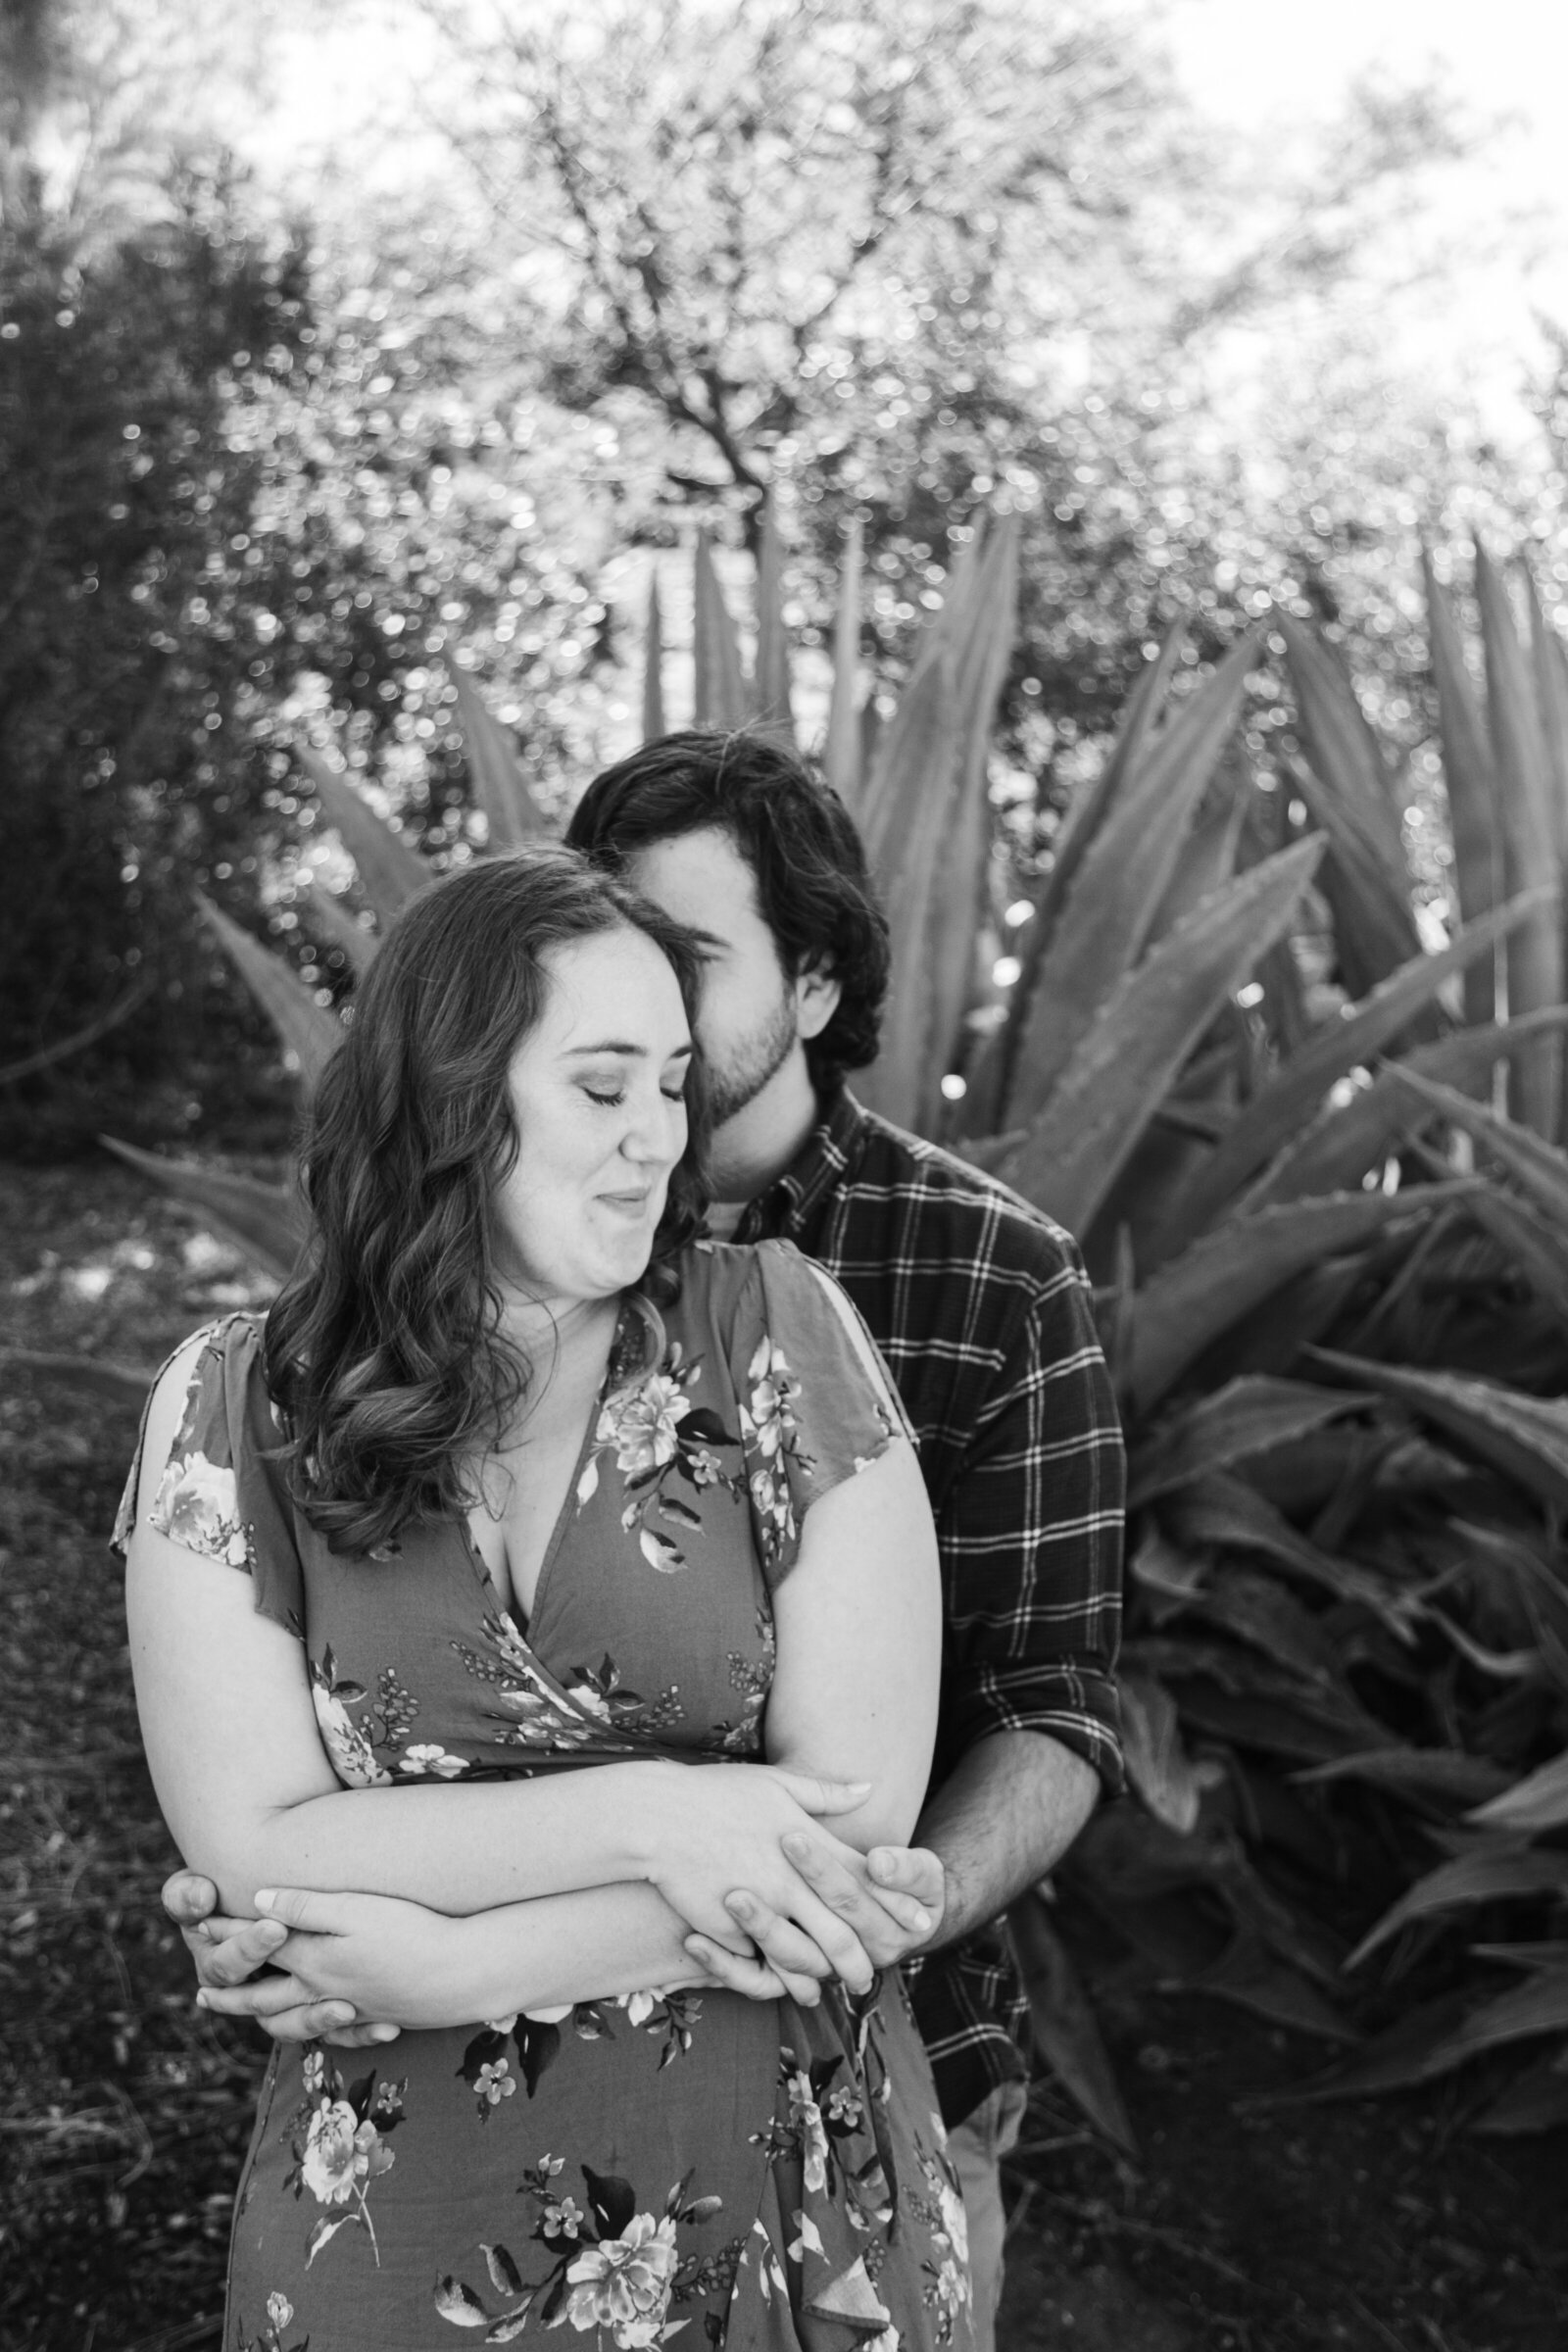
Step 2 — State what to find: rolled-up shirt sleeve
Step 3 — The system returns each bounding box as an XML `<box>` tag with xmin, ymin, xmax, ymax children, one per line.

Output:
<box><xmin>936</xmin><ymin>1263</ymin><xmax>1125</xmax><ymax>1793</ymax></box>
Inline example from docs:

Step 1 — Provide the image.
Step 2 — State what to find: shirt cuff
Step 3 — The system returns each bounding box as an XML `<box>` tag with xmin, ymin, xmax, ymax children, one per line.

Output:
<box><xmin>945</xmin><ymin>1665</ymin><xmax>1125</xmax><ymax>1797</ymax></box>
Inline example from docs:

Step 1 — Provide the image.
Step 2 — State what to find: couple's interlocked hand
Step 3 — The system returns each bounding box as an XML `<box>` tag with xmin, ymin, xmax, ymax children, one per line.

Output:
<box><xmin>167</xmin><ymin>1765</ymin><xmax>947</xmax><ymax>2045</ymax></box>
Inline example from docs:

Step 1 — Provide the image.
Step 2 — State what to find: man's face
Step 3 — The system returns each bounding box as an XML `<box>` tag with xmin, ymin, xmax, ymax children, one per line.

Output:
<box><xmin>621</xmin><ymin>826</ymin><xmax>803</xmax><ymax>1129</ymax></box>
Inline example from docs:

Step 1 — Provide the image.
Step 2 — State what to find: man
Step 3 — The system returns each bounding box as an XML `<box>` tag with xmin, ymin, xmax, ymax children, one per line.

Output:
<box><xmin>166</xmin><ymin>729</ymin><xmax>1124</xmax><ymax>2351</ymax></box>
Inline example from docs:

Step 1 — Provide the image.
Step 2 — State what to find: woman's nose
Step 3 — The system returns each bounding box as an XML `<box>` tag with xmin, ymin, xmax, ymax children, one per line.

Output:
<box><xmin>621</xmin><ymin>1093</ymin><xmax>678</xmax><ymax>1161</ymax></box>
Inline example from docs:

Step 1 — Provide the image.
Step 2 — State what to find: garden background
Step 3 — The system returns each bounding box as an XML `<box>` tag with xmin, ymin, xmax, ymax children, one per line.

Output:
<box><xmin>6</xmin><ymin>3</ymin><xmax>1568</xmax><ymax>2346</ymax></box>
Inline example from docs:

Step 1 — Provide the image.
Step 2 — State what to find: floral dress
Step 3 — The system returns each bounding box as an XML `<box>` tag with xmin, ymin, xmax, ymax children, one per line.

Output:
<box><xmin>114</xmin><ymin>1240</ymin><xmax>974</xmax><ymax>2352</ymax></box>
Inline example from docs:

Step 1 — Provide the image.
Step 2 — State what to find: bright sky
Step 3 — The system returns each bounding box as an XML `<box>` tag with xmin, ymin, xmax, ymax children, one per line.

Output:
<box><xmin>1165</xmin><ymin>0</ymin><xmax>1568</xmax><ymax>426</ymax></box>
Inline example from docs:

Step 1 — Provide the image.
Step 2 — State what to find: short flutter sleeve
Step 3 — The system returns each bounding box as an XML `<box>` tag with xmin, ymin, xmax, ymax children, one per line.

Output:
<box><xmin>112</xmin><ymin>1314</ymin><xmax>305</xmax><ymax>1636</ymax></box>
<box><xmin>727</xmin><ymin>1239</ymin><xmax>914</xmax><ymax>1589</ymax></box>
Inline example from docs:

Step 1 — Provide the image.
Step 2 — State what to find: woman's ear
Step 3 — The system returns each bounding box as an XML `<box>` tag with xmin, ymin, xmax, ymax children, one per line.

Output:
<box><xmin>794</xmin><ymin>962</ymin><xmax>842</xmax><ymax>1043</ymax></box>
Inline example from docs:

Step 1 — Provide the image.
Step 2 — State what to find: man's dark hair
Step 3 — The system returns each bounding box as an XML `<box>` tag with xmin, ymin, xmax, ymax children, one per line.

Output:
<box><xmin>564</xmin><ymin>730</ymin><xmax>890</xmax><ymax>1091</ymax></box>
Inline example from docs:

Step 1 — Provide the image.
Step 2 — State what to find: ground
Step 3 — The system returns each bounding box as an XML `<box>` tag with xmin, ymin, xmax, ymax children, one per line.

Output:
<box><xmin>2</xmin><ymin>1162</ymin><xmax>1565</xmax><ymax>2352</ymax></box>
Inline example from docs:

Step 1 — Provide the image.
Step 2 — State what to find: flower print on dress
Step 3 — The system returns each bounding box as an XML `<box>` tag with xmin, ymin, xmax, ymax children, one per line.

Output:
<box><xmin>752</xmin><ymin>2017</ymin><xmax>896</xmax><ymax>2236</ymax></box>
<box><xmin>456</xmin><ymin>1615</ymin><xmax>679</xmax><ymax>1754</ymax></box>
<box><xmin>232</xmin><ymin>2287</ymin><xmax>310</xmax><ymax>2352</ymax></box>
<box><xmin>150</xmin><ymin>1447</ymin><xmax>255</xmax><ymax>1571</ymax></box>
<box><xmin>712</xmin><ymin>1602</ymin><xmax>776</xmax><ymax>1754</ymax></box>
<box><xmin>436</xmin><ymin>2160</ymin><xmax>722</xmax><ymax>2345</ymax></box>
<box><xmin>308</xmin><ymin>1647</ymin><xmax>393</xmax><ymax>1788</ymax></box>
<box><xmin>458</xmin><ymin>1984</ymin><xmax>705</xmax><ymax>2116</ymax></box>
<box><xmin>738</xmin><ymin>1335</ymin><xmax>815</xmax><ymax>1574</ymax></box>
<box><xmin>909</xmin><ymin>2135</ymin><xmax>973</xmax><ymax>2345</ymax></box>
<box><xmin>575</xmin><ymin>1341</ymin><xmax>747</xmax><ymax>1574</ymax></box>
<box><xmin>278</xmin><ymin>2047</ymin><xmax>406</xmax><ymax>2272</ymax></box>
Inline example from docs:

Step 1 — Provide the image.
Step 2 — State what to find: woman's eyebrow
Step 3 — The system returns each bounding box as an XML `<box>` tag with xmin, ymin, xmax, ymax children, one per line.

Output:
<box><xmin>564</xmin><ymin>1040</ymin><xmax>694</xmax><ymax>1059</ymax></box>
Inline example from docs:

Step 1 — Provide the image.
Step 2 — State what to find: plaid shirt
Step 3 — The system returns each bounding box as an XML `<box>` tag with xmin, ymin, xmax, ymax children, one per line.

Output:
<box><xmin>732</xmin><ymin>1088</ymin><xmax>1125</xmax><ymax>2130</ymax></box>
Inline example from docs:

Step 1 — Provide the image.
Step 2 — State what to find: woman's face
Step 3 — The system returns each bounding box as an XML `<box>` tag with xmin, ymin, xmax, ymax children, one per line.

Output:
<box><xmin>491</xmin><ymin>924</ymin><xmax>694</xmax><ymax>1308</ymax></box>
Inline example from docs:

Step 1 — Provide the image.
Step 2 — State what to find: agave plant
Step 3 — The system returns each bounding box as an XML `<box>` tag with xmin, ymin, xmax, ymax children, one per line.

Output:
<box><xmin>83</xmin><ymin>514</ymin><xmax>1568</xmax><ymax>2145</ymax></box>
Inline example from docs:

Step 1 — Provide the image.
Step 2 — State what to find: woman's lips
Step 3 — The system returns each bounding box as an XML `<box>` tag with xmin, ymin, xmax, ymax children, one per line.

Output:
<box><xmin>597</xmin><ymin>1189</ymin><xmax>654</xmax><ymax>1216</ymax></box>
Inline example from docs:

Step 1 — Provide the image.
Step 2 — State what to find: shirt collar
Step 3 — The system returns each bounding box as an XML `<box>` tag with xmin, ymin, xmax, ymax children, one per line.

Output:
<box><xmin>734</xmin><ymin>1087</ymin><xmax>868</xmax><ymax>1242</ymax></box>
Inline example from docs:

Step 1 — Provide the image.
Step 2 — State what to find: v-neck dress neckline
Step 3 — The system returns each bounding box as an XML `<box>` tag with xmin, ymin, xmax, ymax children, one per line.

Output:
<box><xmin>460</xmin><ymin>1298</ymin><xmax>636</xmax><ymax>1639</ymax></box>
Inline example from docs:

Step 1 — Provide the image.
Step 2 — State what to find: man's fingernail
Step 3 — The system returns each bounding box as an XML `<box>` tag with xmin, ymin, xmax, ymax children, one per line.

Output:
<box><xmin>254</xmin><ymin>1889</ymin><xmax>276</xmax><ymax>1913</ymax></box>
<box><xmin>258</xmin><ymin>1919</ymin><xmax>286</xmax><ymax>1943</ymax></box>
<box><xmin>368</xmin><ymin>2024</ymin><xmax>400</xmax><ymax>2042</ymax></box>
<box><xmin>724</xmin><ymin>1890</ymin><xmax>755</xmax><ymax>1919</ymax></box>
<box><xmin>781</xmin><ymin>1832</ymin><xmax>809</xmax><ymax>1861</ymax></box>
<box><xmin>908</xmin><ymin>1907</ymin><xmax>932</xmax><ymax>1934</ymax></box>
<box><xmin>683</xmin><ymin>1936</ymin><xmax>710</xmax><ymax>1960</ymax></box>
<box><xmin>194</xmin><ymin>1990</ymin><xmax>211</xmax><ymax>2010</ymax></box>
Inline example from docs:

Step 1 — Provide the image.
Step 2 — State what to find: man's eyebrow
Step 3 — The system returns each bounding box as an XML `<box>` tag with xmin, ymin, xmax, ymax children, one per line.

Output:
<box><xmin>564</xmin><ymin>1040</ymin><xmax>694</xmax><ymax>1058</ymax></box>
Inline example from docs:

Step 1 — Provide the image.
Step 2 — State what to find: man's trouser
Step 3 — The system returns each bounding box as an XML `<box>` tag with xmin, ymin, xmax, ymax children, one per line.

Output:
<box><xmin>946</xmin><ymin>2077</ymin><xmax>1028</xmax><ymax>2352</ymax></box>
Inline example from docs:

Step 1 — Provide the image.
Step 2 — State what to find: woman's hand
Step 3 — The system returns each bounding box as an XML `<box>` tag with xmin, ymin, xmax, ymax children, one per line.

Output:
<box><xmin>636</xmin><ymin>1764</ymin><xmax>885</xmax><ymax>1993</ymax></box>
<box><xmin>196</xmin><ymin>1887</ymin><xmax>473</xmax><ymax>2034</ymax></box>
<box><xmin>688</xmin><ymin>1840</ymin><xmax>946</xmax><ymax>1996</ymax></box>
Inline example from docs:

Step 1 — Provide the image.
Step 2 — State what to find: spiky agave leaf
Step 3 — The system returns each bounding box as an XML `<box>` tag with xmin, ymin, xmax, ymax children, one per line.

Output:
<box><xmin>301</xmin><ymin>879</ymin><xmax>378</xmax><ymax>977</ymax></box>
<box><xmin>692</xmin><ymin>530</ymin><xmax>749</xmax><ymax>731</ymax></box>
<box><xmin>295</xmin><ymin>745</ymin><xmax>431</xmax><ymax>922</ymax></box>
<box><xmin>857</xmin><ymin>522</ymin><xmax>1019</xmax><ymax>1129</ymax></box>
<box><xmin>1310</xmin><ymin>1348</ymin><xmax>1568</xmax><ymax>1518</ymax></box>
<box><xmin>1130</xmin><ymin>1187</ymin><xmax>1474</xmax><ymax>1414</ymax></box>
<box><xmin>1145</xmin><ymin>754</ymin><xmax>1250</xmax><ymax>945</ymax></box>
<box><xmin>1128</xmin><ymin>1376</ymin><xmax>1375</xmax><ymax>1507</ymax></box>
<box><xmin>852</xmin><ymin>654</ymin><xmax>961</xmax><ymax>1129</ymax></box>
<box><xmin>1242</xmin><ymin>1007</ymin><xmax>1568</xmax><ymax>1211</ymax></box>
<box><xmin>921</xmin><ymin>514</ymin><xmax>1019</xmax><ymax>1128</ymax></box>
<box><xmin>641</xmin><ymin>569</ymin><xmax>666</xmax><ymax>744</ymax></box>
<box><xmin>1475</xmin><ymin>549</ymin><xmax>1564</xmax><ymax>1136</ymax></box>
<box><xmin>822</xmin><ymin>514</ymin><xmax>863</xmax><ymax>805</ymax></box>
<box><xmin>1031</xmin><ymin>621</ymin><xmax>1191</xmax><ymax>956</ymax></box>
<box><xmin>1007</xmin><ymin>1890</ymin><xmax>1138</xmax><ymax>2153</ymax></box>
<box><xmin>996</xmin><ymin>837</ymin><xmax>1326</xmax><ymax>1239</ymax></box>
<box><xmin>1149</xmin><ymin>890</ymin><xmax>1551</xmax><ymax>1261</ymax></box>
<box><xmin>1006</xmin><ymin>637</ymin><xmax>1256</xmax><ymax>1124</ymax></box>
<box><xmin>858</xmin><ymin>520</ymin><xmax>992</xmax><ymax>872</ymax></box>
<box><xmin>1278</xmin><ymin>613</ymin><xmax>1422</xmax><ymax>1001</ymax></box>
<box><xmin>1382</xmin><ymin>1061</ymin><xmax>1568</xmax><ymax>1230</ymax></box>
<box><xmin>1423</xmin><ymin>551</ymin><xmax>1500</xmax><ymax>1024</ymax></box>
<box><xmin>449</xmin><ymin>666</ymin><xmax>548</xmax><ymax>846</ymax></box>
<box><xmin>100</xmin><ymin>1136</ymin><xmax>307</xmax><ymax>1280</ymax></box>
<box><xmin>752</xmin><ymin>490</ymin><xmax>795</xmax><ymax>742</ymax></box>
<box><xmin>195</xmin><ymin>893</ymin><xmax>343</xmax><ymax>1096</ymax></box>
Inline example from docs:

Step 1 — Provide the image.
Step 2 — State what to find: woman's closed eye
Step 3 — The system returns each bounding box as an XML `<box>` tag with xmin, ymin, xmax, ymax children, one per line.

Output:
<box><xmin>582</xmin><ymin>1082</ymin><xmax>687</xmax><ymax>1108</ymax></box>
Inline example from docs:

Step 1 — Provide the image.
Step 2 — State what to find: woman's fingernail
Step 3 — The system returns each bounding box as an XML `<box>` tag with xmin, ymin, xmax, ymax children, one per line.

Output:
<box><xmin>781</xmin><ymin>1832</ymin><xmax>809</xmax><ymax>1861</ymax></box>
<box><xmin>724</xmin><ymin>1890</ymin><xmax>755</xmax><ymax>1920</ymax></box>
<box><xmin>368</xmin><ymin>2024</ymin><xmax>400</xmax><ymax>2042</ymax></box>
<box><xmin>907</xmin><ymin>1907</ymin><xmax>932</xmax><ymax>1935</ymax></box>
<box><xmin>254</xmin><ymin>1889</ymin><xmax>276</xmax><ymax>1913</ymax></box>
<box><xmin>195</xmin><ymin>1990</ymin><xmax>211</xmax><ymax>2010</ymax></box>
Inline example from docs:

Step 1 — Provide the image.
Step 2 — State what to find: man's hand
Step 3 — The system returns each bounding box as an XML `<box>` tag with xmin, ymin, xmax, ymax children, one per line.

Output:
<box><xmin>162</xmin><ymin>1867</ymin><xmax>397</xmax><ymax>2048</ymax></box>
<box><xmin>684</xmin><ymin>1839</ymin><xmax>945</xmax><ymax>1998</ymax></box>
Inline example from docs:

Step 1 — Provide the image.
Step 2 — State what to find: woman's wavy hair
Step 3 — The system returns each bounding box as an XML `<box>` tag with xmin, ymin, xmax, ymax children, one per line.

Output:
<box><xmin>263</xmin><ymin>847</ymin><xmax>710</xmax><ymax>1557</ymax></box>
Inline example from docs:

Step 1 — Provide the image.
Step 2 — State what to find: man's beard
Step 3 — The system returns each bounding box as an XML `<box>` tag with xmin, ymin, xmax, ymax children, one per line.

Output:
<box><xmin>705</xmin><ymin>987</ymin><xmax>800</xmax><ymax>1127</ymax></box>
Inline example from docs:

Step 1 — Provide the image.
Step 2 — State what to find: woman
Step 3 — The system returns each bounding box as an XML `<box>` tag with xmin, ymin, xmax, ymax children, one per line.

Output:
<box><xmin>118</xmin><ymin>850</ymin><xmax>970</xmax><ymax>2352</ymax></box>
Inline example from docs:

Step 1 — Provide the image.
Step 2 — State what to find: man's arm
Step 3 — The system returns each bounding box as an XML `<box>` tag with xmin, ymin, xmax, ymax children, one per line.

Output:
<box><xmin>913</xmin><ymin>1729</ymin><xmax>1097</xmax><ymax>1946</ymax></box>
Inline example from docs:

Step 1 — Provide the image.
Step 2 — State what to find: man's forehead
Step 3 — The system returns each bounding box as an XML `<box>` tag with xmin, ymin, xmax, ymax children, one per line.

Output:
<box><xmin>625</xmin><ymin>826</ymin><xmax>762</xmax><ymax>921</ymax></box>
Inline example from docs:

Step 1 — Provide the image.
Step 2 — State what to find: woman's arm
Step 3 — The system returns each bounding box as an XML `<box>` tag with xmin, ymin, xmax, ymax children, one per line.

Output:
<box><xmin>126</xmin><ymin>1344</ymin><xmax>877</xmax><ymax>1969</ymax></box>
<box><xmin>765</xmin><ymin>1433</ymin><xmax>942</xmax><ymax>1849</ymax></box>
<box><xmin>195</xmin><ymin>1879</ymin><xmax>814</xmax><ymax>2034</ymax></box>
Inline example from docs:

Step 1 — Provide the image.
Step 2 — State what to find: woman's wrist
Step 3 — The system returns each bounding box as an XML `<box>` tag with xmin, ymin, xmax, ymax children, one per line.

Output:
<box><xmin>617</xmin><ymin>1758</ymin><xmax>688</xmax><ymax>1883</ymax></box>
